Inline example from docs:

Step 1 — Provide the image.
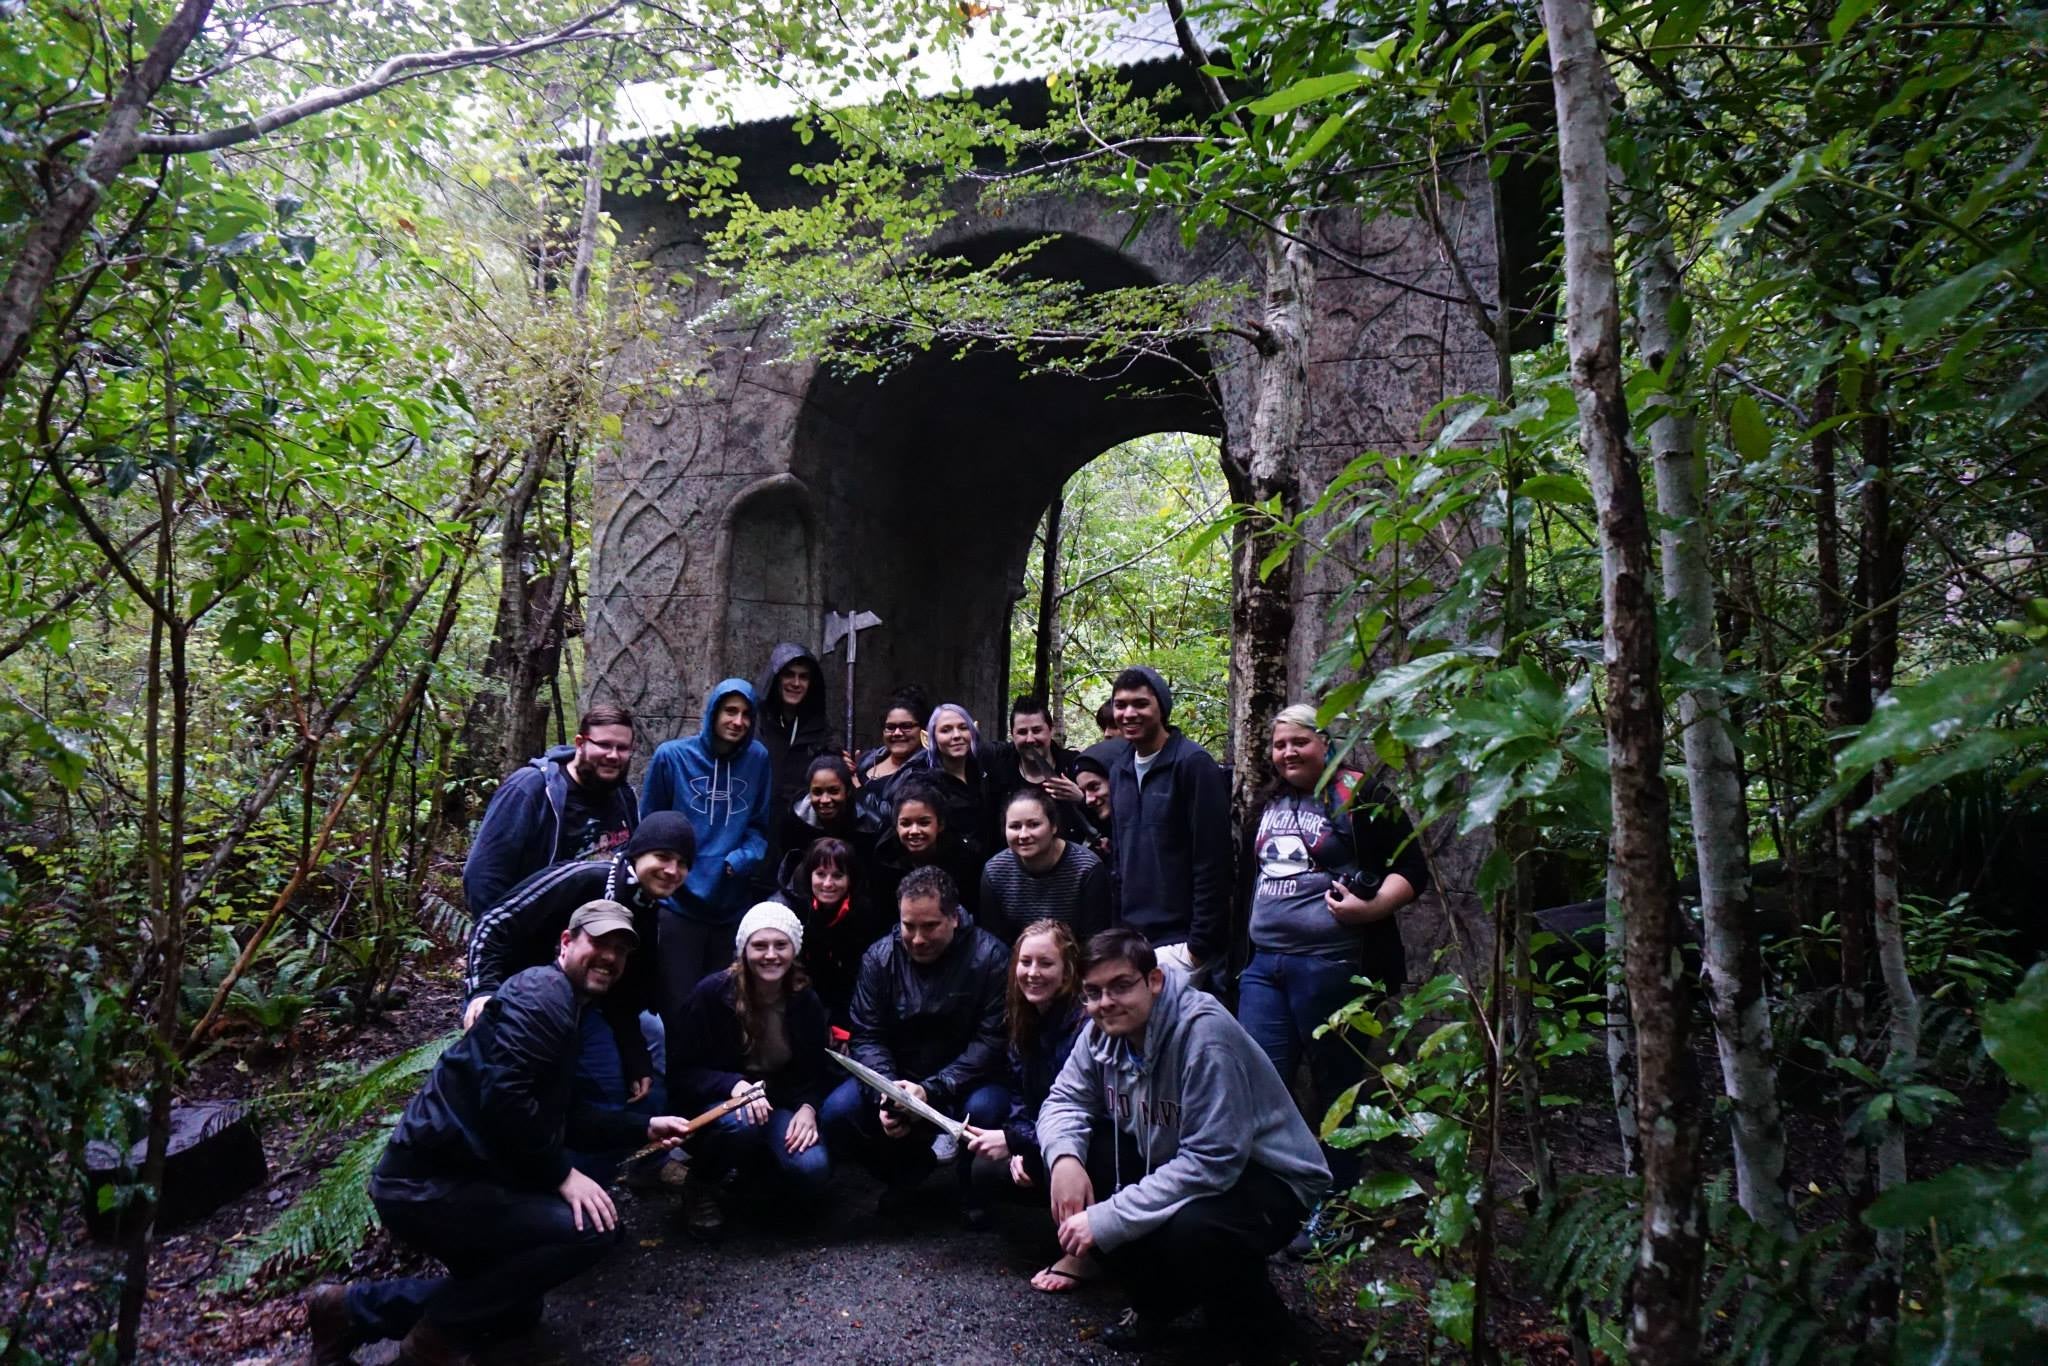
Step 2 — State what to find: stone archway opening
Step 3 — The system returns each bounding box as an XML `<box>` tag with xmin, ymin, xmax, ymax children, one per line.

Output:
<box><xmin>783</xmin><ymin>230</ymin><xmax>1229</xmax><ymax>753</ymax></box>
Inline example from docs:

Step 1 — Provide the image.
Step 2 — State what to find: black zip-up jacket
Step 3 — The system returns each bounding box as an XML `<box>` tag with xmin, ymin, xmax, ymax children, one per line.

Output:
<box><xmin>1109</xmin><ymin>728</ymin><xmax>1234</xmax><ymax>962</ymax></box>
<box><xmin>669</xmin><ymin>970</ymin><xmax>832</xmax><ymax>1112</ymax></box>
<box><xmin>462</xmin><ymin>746</ymin><xmax>638</xmax><ymax>915</ymax></box>
<box><xmin>1002</xmin><ymin>995</ymin><xmax>1085</xmax><ymax>1165</ymax></box>
<box><xmin>848</xmin><ymin>910</ymin><xmax>1010</xmax><ymax>1111</ymax></box>
<box><xmin>372</xmin><ymin>965</ymin><xmax>648</xmax><ymax>1197</ymax></box>
<box><xmin>464</xmin><ymin>852</ymin><xmax>663</xmax><ymax>1085</ymax></box>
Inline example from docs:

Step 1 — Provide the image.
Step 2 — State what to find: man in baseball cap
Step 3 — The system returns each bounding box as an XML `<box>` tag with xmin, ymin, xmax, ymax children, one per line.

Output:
<box><xmin>307</xmin><ymin>899</ymin><xmax>694</xmax><ymax>1366</ymax></box>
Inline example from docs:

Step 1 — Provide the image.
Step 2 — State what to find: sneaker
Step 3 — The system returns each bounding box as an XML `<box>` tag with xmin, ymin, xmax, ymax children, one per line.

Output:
<box><xmin>656</xmin><ymin>1151</ymin><xmax>691</xmax><ymax>1189</ymax></box>
<box><xmin>1286</xmin><ymin>1199</ymin><xmax>1350</xmax><ymax>1261</ymax></box>
<box><xmin>681</xmin><ymin>1174</ymin><xmax>726</xmax><ymax>1240</ymax></box>
<box><xmin>1100</xmin><ymin>1307</ymin><xmax>1168</xmax><ymax>1352</ymax></box>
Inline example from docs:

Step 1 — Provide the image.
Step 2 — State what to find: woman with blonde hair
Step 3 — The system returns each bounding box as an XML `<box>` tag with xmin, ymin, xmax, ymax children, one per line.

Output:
<box><xmin>963</xmin><ymin>919</ymin><xmax>1094</xmax><ymax>1291</ymax></box>
<box><xmin>1241</xmin><ymin>702</ymin><xmax>1427</xmax><ymax>1258</ymax></box>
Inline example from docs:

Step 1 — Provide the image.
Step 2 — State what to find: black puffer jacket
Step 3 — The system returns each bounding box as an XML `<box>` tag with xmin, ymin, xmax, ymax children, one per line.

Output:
<box><xmin>463</xmin><ymin>852</ymin><xmax>664</xmax><ymax>1085</ymax></box>
<box><xmin>755</xmin><ymin>643</ymin><xmax>840</xmax><ymax>812</ymax></box>
<box><xmin>1002</xmin><ymin>995</ymin><xmax>1085</xmax><ymax>1165</ymax></box>
<box><xmin>372</xmin><ymin>965</ymin><xmax>648</xmax><ymax>1197</ymax></box>
<box><xmin>848</xmin><ymin>909</ymin><xmax>1009</xmax><ymax>1111</ymax></box>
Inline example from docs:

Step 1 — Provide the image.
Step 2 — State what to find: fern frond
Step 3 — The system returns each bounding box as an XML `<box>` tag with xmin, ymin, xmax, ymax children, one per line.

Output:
<box><xmin>210</xmin><ymin>1125</ymin><xmax>389</xmax><ymax>1293</ymax></box>
<box><xmin>305</xmin><ymin>1030</ymin><xmax>456</xmax><ymax>1136</ymax></box>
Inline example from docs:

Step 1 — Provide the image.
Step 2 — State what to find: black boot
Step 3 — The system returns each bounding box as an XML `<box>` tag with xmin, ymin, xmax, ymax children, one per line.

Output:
<box><xmin>303</xmin><ymin>1283</ymin><xmax>364</xmax><ymax>1366</ymax></box>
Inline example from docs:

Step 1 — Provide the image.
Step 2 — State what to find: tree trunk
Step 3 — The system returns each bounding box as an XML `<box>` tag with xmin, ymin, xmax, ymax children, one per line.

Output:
<box><xmin>482</xmin><ymin>131</ymin><xmax>605</xmax><ymax>771</ymax></box>
<box><xmin>0</xmin><ymin>0</ymin><xmax>217</xmax><ymax>400</ymax></box>
<box><xmin>1225</xmin><ymin>227</ymin><xmax>1312</xmax><ymax>844</ymax></box>
<box><xmin>1859</xmin><ymin>407</ymin><xmax>1914</xmax><ymax>1327</ymax></box>
<box><xmin>1625</xmin><ymin>182</ymin><xmax>1790</xmax><ymax>1235</ymax></box>
<box><xmin>1541</xmin><ymin>2</ymin><xmax>1704</xmax><ymax>1356</ymax></box>
<box><xmin>1033</xmin><ymin>492</ymin><xmax>1063</xmax><ymax>701</ymax></box>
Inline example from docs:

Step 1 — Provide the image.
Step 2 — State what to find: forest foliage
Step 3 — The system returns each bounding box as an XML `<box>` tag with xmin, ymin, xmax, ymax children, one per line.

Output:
<box><xmin>2</xmin><ymin>0</ymin><xmax>2046</xmax><ymax>1362</ymax></box>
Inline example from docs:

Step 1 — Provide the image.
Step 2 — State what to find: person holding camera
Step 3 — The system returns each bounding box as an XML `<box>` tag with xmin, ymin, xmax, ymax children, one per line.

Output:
<box><xmin>1239</xmin><ymin>703</ymin><xmax>1427</xmax><ymax>1258</ymax></box>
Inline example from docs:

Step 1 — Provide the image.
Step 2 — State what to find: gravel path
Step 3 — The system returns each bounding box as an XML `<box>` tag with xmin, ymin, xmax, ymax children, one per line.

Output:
<box><xmin>352</xmin><ymin>1168</ymin><xmax>1350</xmax><ymax>1366</ymax></box>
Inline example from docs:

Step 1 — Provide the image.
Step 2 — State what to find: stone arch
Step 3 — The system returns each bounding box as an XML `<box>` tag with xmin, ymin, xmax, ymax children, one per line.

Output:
<box><xmin>787</xmin><ymin>228</ymin><xmax>1229</xmax><ymax>744</ymax></box>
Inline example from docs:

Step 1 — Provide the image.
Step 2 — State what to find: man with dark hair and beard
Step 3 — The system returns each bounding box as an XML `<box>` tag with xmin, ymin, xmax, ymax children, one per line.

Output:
<box><xmin>306</xmin><ymin>902</ymin><xmax>697</xmax><ymax>1366</ymax></box>
<box><xmin>462</xmin><ymin>704</ymin><xmax>640</xmax><ymax>916</ymax></box>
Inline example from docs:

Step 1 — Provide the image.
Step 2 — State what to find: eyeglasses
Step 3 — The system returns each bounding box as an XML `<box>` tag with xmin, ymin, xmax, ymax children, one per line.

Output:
<box><xmin>1080</xmin><ymin>974</ymin><xmax>1146</xmax><ymax>1004</ymax></box>
<box><xmin>580</xmin><ymin>739</ymin><xmax>633</xmax><ymax>755</ymax></box>
<box><xmin>881</xmin><ymin>722</ymin><xmax>918</xmax><ymax>734</ymax></box>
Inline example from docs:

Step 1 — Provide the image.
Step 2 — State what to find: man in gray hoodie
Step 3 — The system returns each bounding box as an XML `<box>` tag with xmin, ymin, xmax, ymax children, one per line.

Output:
<box><xmin>1037</xmin><ymin>928</ymin><xmax>1329</xmax><ymax>1352</ymax></box>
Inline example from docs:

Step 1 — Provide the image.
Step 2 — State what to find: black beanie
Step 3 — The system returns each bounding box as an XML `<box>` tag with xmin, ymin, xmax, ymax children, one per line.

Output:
<box><xmin>626</xmin><ymin>810</ymin><xmax>696</xmax><ymax>863</ymax></box>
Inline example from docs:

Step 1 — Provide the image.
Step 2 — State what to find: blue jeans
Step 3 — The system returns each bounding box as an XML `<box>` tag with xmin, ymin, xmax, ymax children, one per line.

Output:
<box><xmin>820</xmin><ymin>1077</ymin><xmax>1009</xmax><ymax>1202</ymax></box>
<box><xmin>693</xmin><ymin>1106</ymin><xmax>832</xmax><ymax>1197</ymax></box>
<box><xmin>1237</xmin><ymin>950</ymin><xmax>1377</xmax><ymax>1187</ymax></box>
<box><xmin>566</xmin><ymin>1010</ymin><xmax>666</xmax><ymax>1184</ymax></box>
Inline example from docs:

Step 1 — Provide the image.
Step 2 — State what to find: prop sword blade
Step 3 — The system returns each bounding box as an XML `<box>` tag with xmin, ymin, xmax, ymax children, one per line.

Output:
<box><xmin>827</xmin><ymin>1051</ymin><xmax>966</xmax><ymax>1139</ymax></box>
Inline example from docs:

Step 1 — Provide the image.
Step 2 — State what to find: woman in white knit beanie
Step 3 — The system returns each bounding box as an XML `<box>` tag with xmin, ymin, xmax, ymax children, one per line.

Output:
<box><xmin>665</xmin><ymin>900</ymin><xmax>833</xmax><ymax>1238</ymax></box>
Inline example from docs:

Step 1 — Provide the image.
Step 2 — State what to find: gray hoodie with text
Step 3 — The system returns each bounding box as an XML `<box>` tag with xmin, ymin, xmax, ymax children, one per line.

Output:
<box><xmin>1036</xmin><ymin>972</ymin><xmax>1329</xmax><ymax>1251</ymax></box>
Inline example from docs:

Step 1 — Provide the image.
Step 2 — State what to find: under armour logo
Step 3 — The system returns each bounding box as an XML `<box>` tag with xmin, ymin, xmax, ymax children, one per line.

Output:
<box><xmin>686</xmin><ymin>773</ymin><xmax>751</xmax><ymax>823</ymax></box>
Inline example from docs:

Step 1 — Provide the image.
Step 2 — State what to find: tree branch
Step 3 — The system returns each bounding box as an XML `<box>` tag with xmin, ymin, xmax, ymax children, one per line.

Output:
<box><xmin>136</xmin><ymin>4</ymin><xmax>630</xmax><ymax>155</ymax></box>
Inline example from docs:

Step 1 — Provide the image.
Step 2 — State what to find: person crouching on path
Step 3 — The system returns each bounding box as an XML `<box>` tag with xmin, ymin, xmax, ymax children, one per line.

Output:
<box><xmin>961</xmin><ymin>919</ymin><xmax>1095</xmax><ymax>1292</ymax></box>
<box><xmin>306</xmin><ymin>903</ymin><xmax>696</xmax><ymax>1366</ymax></box>
<box><xmin>1037</xmin><ymin>928</ymin><xmax>1330</xmax><ymax>1354</ymax></box>
<box><xmin>462</xmin><ymin>813</ymin><xmax>696</xmax><ymax>1175</ymax></box>
<box><xmin>1243</xmin><ymin>702</ymin><xmax>1427</xmax><ymax>1259</ymax></box>
<box><xmin>641</xmin><ymin>678</ymin><xmax>774</xmax><ymax>987</ymax></box>
<box><xmin>773</xmin><ymin>836</ymin><xmax>880</xmax><ymax>1027</ymax></box>
<box><xmin>668</xmin><ymin>902</ymin><xmax>832</xmax><ymax>1239</ymax></box>
<box><xmin>822</xmin><ymin>864</ymin><xmax>1011</xmax><ymax>1228</ymax></box>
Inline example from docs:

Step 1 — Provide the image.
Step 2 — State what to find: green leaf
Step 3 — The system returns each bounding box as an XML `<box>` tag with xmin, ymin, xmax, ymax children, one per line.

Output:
<box><xmin>1362</xmin><ymin>652</ymin><xmax>1472</xmax><ymax>709</ymax></box>
<box><xmin>1728</xmin><ymin>394</ymin><xmax>1771</xmax><ymax>461</ymax></box>
<box><xmin>1427</xmin><ymin>1277</ymin><xmax>1476</xmax><ymax>1346</ymax></box>
<box><xmin>1516</xmin><ymin>472</ymin><xmax>1593</xmax><ymax>506</ymax></box>
<box><xmin>1982</xmin><ymin>962</ymin><xmax>2048</xmax><ymax>1094</ymax></box>
<box><xmin>1893</xmin><ymin>256</ymin><xmax>2006</xmax><ymax>350</ymax></box>
<box><xmin>1247</xmin><ymin>72</ymin><xmax>1369</xmax><ymax>116</ymax></box>
<box><xmin>1319</xmin><ymin>1082</ymin><xmax>1364</xmax><ymax>1140</ymax></box>
<box><xmin>1351</xmin><ymin>1171</ymin><xmax>1425</xmax><ymax>1208</ymax></box>
<box><xmin>1282</xmin><ymin>110</ymin><xmax>1350</xmax><ymax>176</ymax></box>
<box><xmin>1989</xmin><ymin>354</ymin><xmax>2048</xmax><ymax>429</ymax></box>
<box><xmin>1827</xmin><ymin>0</ymin><xmax>1877</xmax><ymax>42</ymax></box>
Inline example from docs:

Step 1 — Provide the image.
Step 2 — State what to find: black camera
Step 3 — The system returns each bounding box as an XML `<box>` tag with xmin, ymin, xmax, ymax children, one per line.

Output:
<box><xmin>1333</xmin><ymin>868</ymin><xmax>1385</xmax><ymax>903</ymax></box>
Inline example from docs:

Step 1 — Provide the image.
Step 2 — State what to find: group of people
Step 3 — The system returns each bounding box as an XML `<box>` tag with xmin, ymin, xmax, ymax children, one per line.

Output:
<box><xmin>308</xmin><ymin>646</ymin><xmax>1428</xmax><ymax>1365</ymax></box>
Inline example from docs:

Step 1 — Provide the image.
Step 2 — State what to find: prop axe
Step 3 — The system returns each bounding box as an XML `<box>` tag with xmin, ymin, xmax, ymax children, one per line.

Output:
<box><xmin>822</xmin><ymin>608</ymin><xmax>882</xmax><ymax>751</ymax></box>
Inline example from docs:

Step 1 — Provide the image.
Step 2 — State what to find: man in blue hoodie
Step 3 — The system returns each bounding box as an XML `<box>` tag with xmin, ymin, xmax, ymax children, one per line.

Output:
<box><xmin>641</xmin><ymin>677</ymin><xmax>774</xmax><ymax>1002</ymax></box>
<box><xmin>462</xmin><ymin>705</ymin><xmax>640</xmax><ymax>916</ymax></box>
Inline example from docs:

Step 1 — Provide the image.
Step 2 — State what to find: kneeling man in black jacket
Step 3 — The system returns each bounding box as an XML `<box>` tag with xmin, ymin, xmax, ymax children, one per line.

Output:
<box><xmin>306</xmin><ymin>902</ymin><xmax>696</xmax><ymax>1366</ymax></box>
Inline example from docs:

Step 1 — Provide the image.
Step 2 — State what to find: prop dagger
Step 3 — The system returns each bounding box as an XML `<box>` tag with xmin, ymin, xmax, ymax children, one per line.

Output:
<box><xmin>827</xmin><ymin>1051</ymin><xmax>967</xmax><ymax>1139</ymax></box>
<box><xmin>618</xmin><ymin>1082</ymin><xmax>768</xmax><ymax>1166</ymax></box>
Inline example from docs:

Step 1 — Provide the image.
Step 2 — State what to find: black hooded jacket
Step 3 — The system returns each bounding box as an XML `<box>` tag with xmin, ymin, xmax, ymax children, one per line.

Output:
<box><xmin>755</xmin><ymin>643</ymin><xmax>840</xmax><ymax>812</ymax></box>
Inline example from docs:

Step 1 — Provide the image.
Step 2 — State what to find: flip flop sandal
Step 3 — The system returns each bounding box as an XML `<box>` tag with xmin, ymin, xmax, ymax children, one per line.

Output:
<box><xmin>1032</xmin><ymin>1264</ymin><xmax>1098</xmax><ymax>1294</ymax></box>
